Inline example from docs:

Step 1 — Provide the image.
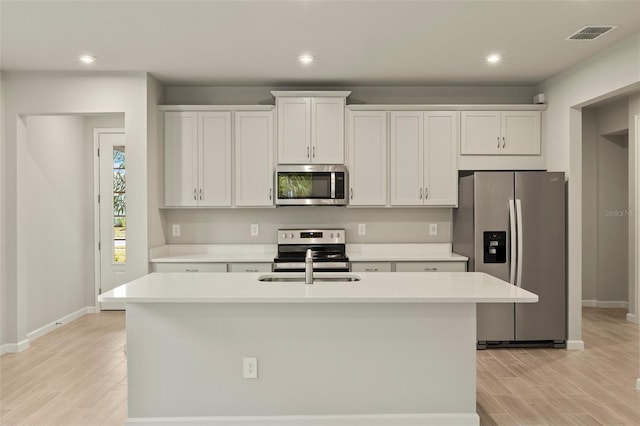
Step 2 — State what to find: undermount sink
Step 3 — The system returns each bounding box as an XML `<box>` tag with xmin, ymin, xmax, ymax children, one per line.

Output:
<box><xmin>258</xmin><ymin>275</ymin><xmax>361</xmax><ymax>283</ymax></box>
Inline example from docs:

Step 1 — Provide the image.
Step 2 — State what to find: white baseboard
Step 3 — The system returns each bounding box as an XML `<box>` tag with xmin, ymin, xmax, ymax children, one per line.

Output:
<box><xmin>626</xmin><ymin>313</ymin><xmax>638</xmax><ymax>323</ymax></box>
<box><xmin>0</xmin><ymin>339</ymin><xmax>30</xmax><ymax>355</ymax></box>
<box><xmin>566</xmin><ymin>340</ymin><xmax>585</xmax><ymax>351</ymax></box>
<box><xmin>127</xmin><ymin>413</ymin><xmax>479</xmax><ymax>426</ymax></box>
<box><xmin>27</xmin><ymin>306</ymin><xmax>94</xmax><ymax>343</ymax></box>
<box><xmin>582</xmin><ymin>300</ymin><xmax>629</xmax><ymax>308</ymax></box>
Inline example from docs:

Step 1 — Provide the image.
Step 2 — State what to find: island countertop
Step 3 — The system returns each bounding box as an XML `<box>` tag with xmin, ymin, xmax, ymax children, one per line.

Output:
<box><xmin>99</xmin><ymin>271</ymin><xmax>537</xmax><ymax>304</ymax></box>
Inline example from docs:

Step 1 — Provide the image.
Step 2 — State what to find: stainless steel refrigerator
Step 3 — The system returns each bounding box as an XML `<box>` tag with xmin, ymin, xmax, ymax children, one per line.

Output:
<box><xmin>453</xmin><ymin>172</ymin><xmax>566</xmax><ymax>348</ymax></box>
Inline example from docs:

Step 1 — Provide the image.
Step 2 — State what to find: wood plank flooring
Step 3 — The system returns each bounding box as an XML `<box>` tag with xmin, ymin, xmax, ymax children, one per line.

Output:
<box><xmin>0</xmin><ymin>307</ymin><xmax>638</xmax><ymax>425</ymax></box>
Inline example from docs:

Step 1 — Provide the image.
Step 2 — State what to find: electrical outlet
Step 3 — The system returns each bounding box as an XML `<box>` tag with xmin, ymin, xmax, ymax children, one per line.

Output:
<box><xmin>251</xmin><ymin>224</ymin><xmax>259</xmax><ymax>237</ymax></box>
<box><xmin>243</xmin><ymin>357</ymin><xmax>258</xmax><ymax>379</ymax></box>
<box><xmin>172</xmin><ymin>224</ymin><xmax>181</xmax><ymax>237</ymax></box>
<box><xmin>429</xmin><ymin>223</ymin><xmax>438</xmax><ymax>236</ymax></box>
<box><xmin>358</xmin><ymin>224</ymin><xmax>366</xmax><ymax>236</ymax></box>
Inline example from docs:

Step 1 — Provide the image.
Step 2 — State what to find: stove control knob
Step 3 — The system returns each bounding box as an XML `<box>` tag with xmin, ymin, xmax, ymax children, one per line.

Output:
<box><xmin>282</xmin><ymin>233</ymin><xmax>287</xmax><ymax>239</ymax></box>
<box><xmin>329</xmin><ymin>233</ymin><xmax>334</xmax><ymax>238</ymax></box>
<box><xmin>288</xmin><ymin>233</ymin><xmax>294</xmax><ymax>238</ymax></box>
<box><xmin>336</xmin><ymin>232</ymin><xmax>341</xmax><ymax>239</ymax></box>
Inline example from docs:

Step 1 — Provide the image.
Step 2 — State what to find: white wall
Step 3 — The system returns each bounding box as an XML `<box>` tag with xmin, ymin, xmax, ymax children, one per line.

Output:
<box><xmin>537</xmin><ymin>32</ymin><xmax>640</xmax><ymax>347</ymax></box>
<box><xmin>21</xmin><ymin>116</ymin><xmax>88</xmax><ymax>331</ymax></box>
<box><xmin>147</xmin><ymin>75</ymin><xmax>165</xmax><ymax>250</ymax></box>
<box><xmin>628</xmin><ymin>93</ymin><xmax>640</xmax><ymax>320</ymax></box>
<box><xmin>1</xmin><ymin>72</ymin><xmax>149</xmax><ymax>349</ymax></box>
<box><xmin>0</xmin><ymin>71</ymin><xmax>6</xmax><ymax>350</ymax></box>
<box><xmin>582</xmin><ymin>108</ymin><xmax>597</xmax><ymax>302</ymax></box>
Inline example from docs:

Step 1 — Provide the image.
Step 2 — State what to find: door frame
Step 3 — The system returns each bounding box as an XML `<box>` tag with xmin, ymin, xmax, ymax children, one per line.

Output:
<box><xmin>93</xmin><ymin>128</ymin><xmax>125</xmax><ymax>311</ymax></box>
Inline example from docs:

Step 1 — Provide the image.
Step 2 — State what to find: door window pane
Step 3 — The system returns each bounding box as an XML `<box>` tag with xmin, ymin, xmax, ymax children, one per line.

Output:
<box><xmin>113</xmin><ymin>146</ymin><xmax>126</xmax><ymax>263</ymax></box>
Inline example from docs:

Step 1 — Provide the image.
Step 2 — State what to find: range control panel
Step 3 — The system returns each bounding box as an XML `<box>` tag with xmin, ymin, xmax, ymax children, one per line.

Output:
<box><xmin>483</xmin><ymin>231</ymin><xmax>507</xmax><ymax>264</ymax></box>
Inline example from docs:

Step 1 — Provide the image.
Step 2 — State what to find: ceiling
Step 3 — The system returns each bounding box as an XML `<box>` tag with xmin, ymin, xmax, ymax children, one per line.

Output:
<box><xmin>1</xmin><ymin>0</ymin><xmax>639</xmax><ymax>86</ymax></box>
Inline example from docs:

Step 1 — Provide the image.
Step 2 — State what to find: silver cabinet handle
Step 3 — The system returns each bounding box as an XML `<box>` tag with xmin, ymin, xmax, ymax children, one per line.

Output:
<box><xmin>246</xmin><ymin>269</ymin><xmax>258</xmax><ymax>272</ymax></box>
<box><xmin>365</xmin><ymin>268</ymin><xmax>379</xmax><ymax>272</ymax></box>
<box><xmin>199</xmin><ymin>188</ymin><xmax>203</xmax><ymax>200</ymax></box>
<box><xmin>185</xmin><ymin>269</ymin><xmax>199</xmax><ymax>272</ymax></box>
<box><xmin>502</xmin><ymin>137</ymin><xmax>506</xmax><ymax>149</ymax></box>
<box><xmin>312</xmin><ymin>146</ymin><xmax>316</xmax><ymax>158</ymax></box>
<box><xmin>425</xmin><ymin>187</ymin><xmax>429</xmax><ymax>200</ymax></box>
<box><xmin>497</xmin><ymin>136</ymin><xmax>500</xmax><ymax>149</ymax></box>
<box><xmin>419</xmin><ymin>187</ymin><xmax>423</xmax><ymax>199</ymax></box>
<box><xmin>269</xmin><ymin>188</ymin><xmax>272</xmax><ymax>200</ymax></box>
<box><xmin>193</xmin><ymin>188</ymin><xmax>197</xmax><ymax>200</ymax></box>
<box><xmin>350</xmin><ymin>188</ymin><xmax>353</xmax><ymax>199</ymax></box>
<box><xmin>307</xmin><ymin>146</ymin><xmax>310</xmax><ymax>158</ymax></box>
<box><xmin>423</xmin><ymin>267</ymin><xmax>438</xmax><ymax>271</ymax></box>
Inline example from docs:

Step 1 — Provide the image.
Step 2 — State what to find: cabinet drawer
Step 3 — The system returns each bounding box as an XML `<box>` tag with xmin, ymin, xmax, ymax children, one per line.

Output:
<box><xmin>151</xmin><ymin>263</ymin><xmax>228</xmax><ymax>273</ymax></box>
<box><xmin>394</xmin><ymin>261</ymin><xmax>466</xmax><ymax>272</ymax></box>
<box><xmin>228</xmin><ymin>263</ymin><xmax>272</xmax><ymax>273</ymax></box>
<box><xmin>350</xmin><ymin>262</ymin><xmax>393</xmax><ymax>273</ymax></box>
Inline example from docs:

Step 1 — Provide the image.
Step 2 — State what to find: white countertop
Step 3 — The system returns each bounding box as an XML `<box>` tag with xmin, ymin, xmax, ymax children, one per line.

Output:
<box><xmin>149</xmin><ymin>244</ymin><xmax>468</xmax><ymax>263</ymax></box>
<box><xmin>99</xmin><ymin>271</ymin><xmax>536</xmax><ymax>304</ymax></box>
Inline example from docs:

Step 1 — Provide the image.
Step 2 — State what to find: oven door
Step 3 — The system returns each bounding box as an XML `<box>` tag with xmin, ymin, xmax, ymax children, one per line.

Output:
<box><xmin>275</xmin><ymin>165</ymin><xmax>346</xmax><ymax>206</ymax></box>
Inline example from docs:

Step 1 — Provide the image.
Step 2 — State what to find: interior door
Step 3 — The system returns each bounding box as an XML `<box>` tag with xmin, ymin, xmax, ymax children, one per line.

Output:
<box><xmin>98</xmin><ymin>130</ymin><xmax>126</xmax><ymax>310</ymax></box>
<box><xmin>514</xmin><ymin>172</ymin><xmax>566</xmax><ymax>341</ymax></box>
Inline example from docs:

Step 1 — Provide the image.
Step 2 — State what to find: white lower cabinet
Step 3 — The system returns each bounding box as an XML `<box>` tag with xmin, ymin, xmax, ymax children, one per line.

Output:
<box><xmin>228</xmin><ymin>263</ymin><xmax>272</xmax><ymax>273</ymax></box>
<box><xmin>394</xmin><ymin>261</ymin><xmax>466</xmax><ymax>272</ymax></box>
<box><xmin>151</xmin><ymin>263</ymin><xmax>228</xmax><ymax>273</ymax></box>
<box><xmin>351</xmin><ymin>262</ymin><xmax>393</xmax><ymax>273</ymax></box>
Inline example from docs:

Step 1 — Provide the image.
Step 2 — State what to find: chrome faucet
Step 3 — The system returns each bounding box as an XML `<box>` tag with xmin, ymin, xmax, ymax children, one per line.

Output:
<box><xmin>305</xmin><ymin>249</ymin><xmax>314</xmax><ymax>284</ymax></box>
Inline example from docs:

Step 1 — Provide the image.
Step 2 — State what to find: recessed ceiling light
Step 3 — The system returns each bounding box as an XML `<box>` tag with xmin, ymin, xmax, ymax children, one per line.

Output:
<box><xmin>298</xmin><ymin>54</ymin><xmax>314</xmax><ymax>65</ymax></box>
<box><xmin>486</xmin><ymin>54</ymin><xmax>502</xmax><ymax>64</ymax></box>
<box><xmin>79</xmin><ymin>55</ymin><xmax>97</xmax><ymax>64</ymax></box>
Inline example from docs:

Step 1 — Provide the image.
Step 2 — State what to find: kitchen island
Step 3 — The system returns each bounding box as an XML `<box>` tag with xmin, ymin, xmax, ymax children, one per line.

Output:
<box><xmin>100</xmin><ymin>272</ymin><xmax>537</xmax><ymax>426</ymax></box>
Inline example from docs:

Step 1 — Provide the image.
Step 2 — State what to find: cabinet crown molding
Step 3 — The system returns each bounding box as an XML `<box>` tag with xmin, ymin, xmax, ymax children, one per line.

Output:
<box><xmin>347</xmin><ymin>104</ymin><xmax>547</xmax><ymax>111</ymax></box>
<box><xmin>271</xmin><ymin>91</ymin><xmax>351</xmax><ymax>98</ymax></box>
<box><xmin>158</xmin><ymin>105</ymin><xmax>275</xmax><ymax>111</ymax></box>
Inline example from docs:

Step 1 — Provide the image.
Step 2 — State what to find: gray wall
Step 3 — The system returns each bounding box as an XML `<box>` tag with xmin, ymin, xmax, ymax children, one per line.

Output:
<box><xmin>628</xmin><ymin>92</ymin><xmax>640</xmax><ymax>317</ymax></box>
<box><xmin>162</xmin><ymin>208</ymin><xmax>452</xmax><ymax>245</ymax></box>
<box><xmin>164</xmin><ymin>85</ymin><xmax>537</xmax><ymax>106</ymax></box>
<box><xmin>582</xmin><ymin>98</ymin><xmax>630</xmax><ymax>305</ymax></box>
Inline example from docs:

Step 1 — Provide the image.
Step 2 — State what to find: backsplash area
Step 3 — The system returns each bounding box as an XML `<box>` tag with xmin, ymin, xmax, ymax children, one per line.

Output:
<box><xmin>161</xmin><ymin>208</ymin><xmax>452</xmax><ymax>245</ymax></box>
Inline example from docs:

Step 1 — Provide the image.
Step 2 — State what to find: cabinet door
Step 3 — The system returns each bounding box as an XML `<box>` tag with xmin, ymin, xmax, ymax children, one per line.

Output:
<box><xmin>277</xmin><ymin>97</ymin><xmax>311</xmax><ymax>164</ymax></box>
<box><xmin>423</xmin><ymin>112</ymin><xmax>458</xmax><ymax>206</ymax></box>
<box><xmin>228</xmin><ymin>263</ymin><xmax>273</xmax><ymax>273</ymax></box>
<box><xmin>235</xmin><ymin>111</ymin><xmax>275</xmax><ymax>206</ymax></box>
<box><xmin>199</xmin><ymin>112</ymin><xmax>232</xmax><ymax>207</ymax></box>
<box><xmin>348</xmin><ymin>111</ymin><xmax>387</xmax><ymax>206</ymax></box>
<box><xmin>390</xmin><ymin>112</ymin><xmax>423</xmax><ymax>206</ymax></box>
<box><xmin>165</xmin><ymin>112</ymin><xmax>198</xmax><ymax>206</ymax></box>
<box><xmin>311</xmin><ymin>97</ymin><xmax>345</xmax><ymax>164</ymax></box>
<box><xmin>151</xmin><ymin>263</ymin><xmax>228</xmax><ymax>272</ymax></box>
<box><xmin>501</xmin><ymin>111</ymin><xmax>541</xmax><ymax>155</ymax></box>
<box><xmin>395</xmin><ymin>261</ymin><xmax>466</xmax><ymax>272</ymax></box>
<box><xmin>460</xmin><ymin>111</ymin><xmax>501</xmax><ymax>155</ymax></box>
<box><xmin>351</xmin><ymin>262</ymin><xmax>392</xmax><ymax>273</ymax></box>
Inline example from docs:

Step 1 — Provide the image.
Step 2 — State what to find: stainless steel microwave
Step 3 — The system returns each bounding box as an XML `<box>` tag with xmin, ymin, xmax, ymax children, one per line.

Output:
<box><xmin>275</xmin><ymin>165</ymin><xmax>348</xmax><ymax>206</ymax></box>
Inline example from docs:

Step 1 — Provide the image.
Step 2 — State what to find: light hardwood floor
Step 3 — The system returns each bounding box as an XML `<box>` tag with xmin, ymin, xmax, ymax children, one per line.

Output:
<box><xmin>0</xmin><ymin>307</ymin><xmax>638</xmax><ymax>425</ymax></box>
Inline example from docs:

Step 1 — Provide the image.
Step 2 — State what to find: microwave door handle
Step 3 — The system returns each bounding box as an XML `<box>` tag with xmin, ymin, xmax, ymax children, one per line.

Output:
<box><xmin>331</xmin><ymin>173</ymin><xmax>336</xmax><ymax>199</ymax></box>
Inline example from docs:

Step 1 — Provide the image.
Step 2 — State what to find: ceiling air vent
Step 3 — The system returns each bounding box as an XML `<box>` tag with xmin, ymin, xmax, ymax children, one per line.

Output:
<box><xmin>566</xmin><ymin>26</ymin><xmax>617</xmax><ymax>41</ymax></box>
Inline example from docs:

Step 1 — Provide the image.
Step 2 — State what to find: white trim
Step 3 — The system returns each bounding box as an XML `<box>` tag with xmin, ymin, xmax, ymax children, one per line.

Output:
<box><xmin>566</xmin><ymin>340</ymin><xmax>585</xmax><ymax>351</ymax></box>
<box><xmin>270</xmin><ymin>90</ymin><xmax>351</xmax><ymax>98</ymax></box>
<box><xmin>26</xmin><ymin>306</ymin><xmax>93</xmax><ymax>342</ymax></box>
<box><xmin>626</xmin><ymin>313</ymin><xmax>638</xmax><ymax>323</ymax></box>
<box><xmin>158</xmin><ymin>105</ymin><xmax>275</xmax><ymax>112</ymax></box>
<box><xmin>0</xmin><ymin>339</ymin><xmax>30</xmax><ymax>355</ymax></box>
<box><xmin>127</xmin><ymin>413</ymin><xmax>478</xmax><ymax>426</ymax></box>
<box><xmin>636</xmin><ymin>378</ymin><xmax>640</xmax><ymax>391</ymax></box>
<box><xmin>94</xmin><ymin>128</ymin><xmax>125</xmax><ymax>311</ymax></box>
<box><xmin>582</xmin><ymin>300</ymin><xmax>629</xmax><ymax>308</ymax></box>
<box><xmin>347</xmin><ymin>104</ymin><xmax>547</xmax><ymax>111</ymax></box>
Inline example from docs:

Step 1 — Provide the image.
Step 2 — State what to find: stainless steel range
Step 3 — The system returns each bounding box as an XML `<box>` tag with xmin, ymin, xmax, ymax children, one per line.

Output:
<box><xmin>273</xmin><ymin>229</ymin><xmax>349</xmax><ymax>272</ymax></box>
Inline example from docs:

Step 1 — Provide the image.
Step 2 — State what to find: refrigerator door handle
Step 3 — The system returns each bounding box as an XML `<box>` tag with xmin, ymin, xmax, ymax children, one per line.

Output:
<box><xmin>509</xmin><ymin>199</ymin><xmax>517</xmax><ymax>285</ymax></box>
<box><xmin>515</xmin><ymin>199</ymin><xmax>524</xmax><ymax>287</ymax></box>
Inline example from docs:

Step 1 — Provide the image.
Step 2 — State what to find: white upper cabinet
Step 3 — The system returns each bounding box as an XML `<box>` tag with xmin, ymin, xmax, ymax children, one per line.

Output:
<box><xmin>423</xmin><ymin>112</ymin><xmax>458</xmax><ymax>206</ymax></box>
<box><xmin>235</xmin><ymin>111</ymin><xmax>274</xmax><ymax>207</ymax></box>
<box><xmin>390</xmin><ymin>111</ymin><xmax>458</xmax><ymax>207</ymax></box>
<box><xmin>165</xmin><ymin>111</ymin><xmax>231</xmax><ymax>207</ymax></box>
<box><xmin>461</xmin><ymin>110</ymin><xmax>540</xmax><ymax>155</ymax></box>
<box><xmin>274</xmin><ymin>91</ymin><xmax>349</xmax><ymax>164</ymax></box>
<box><xmin>347</xmin><ymin>111</ymin><xmax>387</xmax><ymax>206</ymax></box>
